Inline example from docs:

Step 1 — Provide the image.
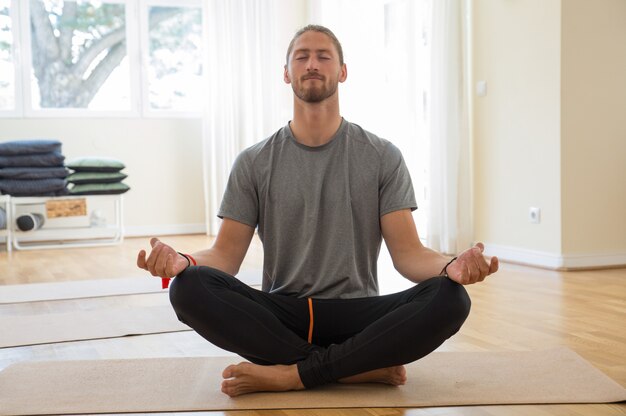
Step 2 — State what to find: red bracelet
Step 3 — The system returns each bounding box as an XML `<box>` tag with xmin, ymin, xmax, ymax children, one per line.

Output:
<box><xmin>186</xmin><ymin>253</ymin><xmax>197</xmax><ymax>266</ymax></box>
<box><xmin>178</xmin><ymin>252</ymin><xmax>197</xmax><ymax>267</ymax></box>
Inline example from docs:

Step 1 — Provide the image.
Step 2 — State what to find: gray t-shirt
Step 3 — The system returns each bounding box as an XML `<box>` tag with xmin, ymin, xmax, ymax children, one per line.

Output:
<box><xmin>218</xmin><ymin>119</ymin><xmax>417</xmax><ymax>299</ymax></box>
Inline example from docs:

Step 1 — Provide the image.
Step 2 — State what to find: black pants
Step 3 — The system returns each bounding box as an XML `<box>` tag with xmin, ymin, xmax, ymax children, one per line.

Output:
<box><xmin>169</xmin><ymin>266</ymin><xmax>471</xmax><ymax>388</ymax></box>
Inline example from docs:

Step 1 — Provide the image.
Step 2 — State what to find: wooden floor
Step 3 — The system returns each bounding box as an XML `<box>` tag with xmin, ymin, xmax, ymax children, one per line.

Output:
<box><xmin>1</xmin><ymin>235</ymin><xmax>625</xmax><ymax>415</ymax></box>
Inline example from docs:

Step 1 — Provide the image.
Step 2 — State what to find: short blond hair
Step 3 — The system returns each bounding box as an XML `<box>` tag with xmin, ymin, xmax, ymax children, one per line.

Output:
<box><xmin>286</xmin><ymin>25</ymin><xmax>344</xmax><ymax>66</ymax></box>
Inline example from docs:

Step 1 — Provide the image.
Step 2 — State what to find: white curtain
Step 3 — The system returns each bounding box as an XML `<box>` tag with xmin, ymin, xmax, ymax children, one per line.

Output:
<box><xmin>311</xmin><ymin>0</ymin><xmax>431</xmax><ymax>239</ymax></box>
<box><xmin>427</xmin><ymin>0</ymin><xmax>472</xmax><ymax>254</ymax></box>
<box><xmin>202</xmin><ymin>0</ymin><xmax>284</xmax><ymax>235</ymax></box>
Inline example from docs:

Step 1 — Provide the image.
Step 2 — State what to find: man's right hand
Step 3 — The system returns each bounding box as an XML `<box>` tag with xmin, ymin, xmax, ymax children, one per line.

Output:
<box><xmin>137</xmin><ymin>237</ymin><xmax>189</xmax><ymax>278</ymax></box>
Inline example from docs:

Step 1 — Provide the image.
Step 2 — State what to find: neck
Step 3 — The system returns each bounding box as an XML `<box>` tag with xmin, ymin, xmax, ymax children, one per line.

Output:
<box><xmin>289</xmin><ymin>96</ymin><xmax>342</xmax><ymax>147</ymax></box>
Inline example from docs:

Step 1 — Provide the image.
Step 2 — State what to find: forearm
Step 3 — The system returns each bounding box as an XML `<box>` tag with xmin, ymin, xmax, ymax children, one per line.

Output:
<box><xmin>392</xmin><ymin>245</ymin><xmax>453</xmax><ymax>283</ymax></box>
<box><xmin>186</xmin><ymin>246</ymin><xmax>242</xmax><ymax>276</ymax></box>
<box><xmin>181</xmin><ymin>219</ymin><xmax>253</xmax><ymax>277</ymax></box>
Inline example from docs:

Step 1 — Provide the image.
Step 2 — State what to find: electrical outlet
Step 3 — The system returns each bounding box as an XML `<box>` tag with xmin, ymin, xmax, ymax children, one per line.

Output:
<box><xmin>529</xmin><ymin>207</ymin><xmax>541</xmax><ymax>224</ymax></box>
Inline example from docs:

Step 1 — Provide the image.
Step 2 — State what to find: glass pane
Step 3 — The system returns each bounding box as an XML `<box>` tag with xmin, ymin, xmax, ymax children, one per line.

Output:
<box><xmin>29</xmin><ymin>0</ymin><xmax>130</xmax><ymax>110</ymax></box>
<box><xmin>148</xmin><ymin>6</ymin><xmax>203</xmax><ymax>111</ymax></box>
<box><xmin>0</xmin><ymin>0</ymin><xmax>15</xmax><ymax>111</ymax></box>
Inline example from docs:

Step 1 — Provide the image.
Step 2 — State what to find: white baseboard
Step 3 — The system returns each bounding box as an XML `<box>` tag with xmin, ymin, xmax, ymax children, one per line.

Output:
<box><xmin>559</xmin><ymin>252</ymin><xmax>626</xmax><ymax>269</ymax></box>
<box><xmin>124</xmin><ymin>223</ymin><xmax>206</xmax><ymax>237</ymax></box>
<box><xmin>483</xmin><ymin>243</ymin><xmax>626</xmax><ymax>270</ymax></box>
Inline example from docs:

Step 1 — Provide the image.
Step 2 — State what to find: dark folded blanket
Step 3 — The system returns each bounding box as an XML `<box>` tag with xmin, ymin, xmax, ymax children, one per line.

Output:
<box><xmin>0</xmin><ymin>167</ymin><xmax>69</xmax><ymax>179</ymax></box>
<box><xmin>0</xmin><ymin>151</ymin><xmax>65</xmax><ymax>168</ymax></box>
<box><xmin>0</xmin><ymin>178</ymin><xmax>68</xmax><ymax>196</ymax></box>
<box><xmin>0</xmin><ymin>139</ymin><xmax>62</xmax><ymax>156</ymax></box>
<box><xmin>9</xmin><ymin>189</ymin><xmax>70</xmax><ymax>197</ymax></box>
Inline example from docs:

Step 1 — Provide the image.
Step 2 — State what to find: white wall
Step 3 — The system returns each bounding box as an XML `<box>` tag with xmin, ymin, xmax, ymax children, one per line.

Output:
<box><xmin>473</xmin><ymin>0</ymin><xmax>626</xmax><ymax>268</ymax></box>
<box><xmin>561</xmin><ymin>0</ymin><xmax>626</xmax><ymax>261</ymax></box>
<box><xmin>472</xmin><ymin>0</ymin><xmax>562</xmax><ymax>258</ymax></box>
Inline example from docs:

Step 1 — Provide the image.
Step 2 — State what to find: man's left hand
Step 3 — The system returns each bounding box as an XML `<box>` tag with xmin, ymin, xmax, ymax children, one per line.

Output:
<box><xmin>445</xmin><ymin>242</ymin><xmax>498</xmax><ymax>285</ymax></box>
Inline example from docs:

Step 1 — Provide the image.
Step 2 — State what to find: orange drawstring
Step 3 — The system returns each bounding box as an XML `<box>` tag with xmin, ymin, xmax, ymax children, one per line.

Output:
<box><xmin>307</xmin><ymin>298</ymin><xmax>314</xmax><ymax>343</ymax></box>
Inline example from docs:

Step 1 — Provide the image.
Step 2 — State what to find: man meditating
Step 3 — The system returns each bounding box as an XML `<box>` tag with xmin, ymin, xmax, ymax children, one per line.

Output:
<box><xmin>137</xmin><ymin>25</ymin><xmax>498</xmax><ymax>397</ymax></box>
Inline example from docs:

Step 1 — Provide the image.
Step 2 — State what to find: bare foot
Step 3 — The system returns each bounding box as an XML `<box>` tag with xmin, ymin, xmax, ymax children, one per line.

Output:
<box><xmin>338</xmin><ymin>365</ymin><xmax>407</xmax><ymax>386</ymax></box>
<box><xmin>221</xmin><ymin>362</ymin><xmax>305</xmax><ymax>397</ymax></box>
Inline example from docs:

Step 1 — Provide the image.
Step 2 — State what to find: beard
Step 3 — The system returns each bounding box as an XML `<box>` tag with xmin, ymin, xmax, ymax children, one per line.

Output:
<box><xmin>292</xmin><ymin>76</ymin><xmax>338</xmax><ymax>103</ymax></box>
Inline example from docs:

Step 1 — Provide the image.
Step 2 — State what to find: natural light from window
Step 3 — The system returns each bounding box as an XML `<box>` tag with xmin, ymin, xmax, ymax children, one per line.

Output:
<box><xmin>382</xmin><ymin>0</ymin><xmax>431</xmax><ymax>237</ymax></box>
<box><xmin>1</xmin><ymin>0</ymin><xmax>205</xmax><ymax>116</ymax></box>
<box><xmin>0</xmin><ymin>0</ymin><xmax>15</xmax><ymax>111</ymax></box>
<box><xmin>325</xmin><ymin>0</ymin><xmax>431</xmax><ymax>240</ymax></box>
<box><xmin>146</xmin><ymin>6</ymin><xmax>203</xmax><ymax>112</ymax></box>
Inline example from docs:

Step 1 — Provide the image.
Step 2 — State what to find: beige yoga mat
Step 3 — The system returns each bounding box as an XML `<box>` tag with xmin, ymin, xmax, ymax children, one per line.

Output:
<box><xmin>0</xmin><ymin>304</ymin><xmax>190</xmax><ymax>348</ymax></box>
<box><xmin>0</xmin><ymin>348</ymin><xmax>624</xmax><ymax>415</ymax></box>
<box><xmin>0</xmin><ymin>269</ymin><xmax>262</xmax><ymax>304</ymax></box>
<box><xmin>0</xmin><ymin>277</ymin><xmax>163</xmax><ymax>304</ymax></box>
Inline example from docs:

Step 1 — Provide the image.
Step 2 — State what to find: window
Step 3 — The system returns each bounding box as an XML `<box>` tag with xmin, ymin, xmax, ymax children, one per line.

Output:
<box><xmin>0</xmin><ymin>0</ymin><xmax>17</xmax><ymax>113</ymax></box>
<box><xmin>28</xmin><ymin>0</ymin><xmax>132</xmax><ymax>111</ymax></box>
<box><xmin>143</xmin><ymin>4</ymin><xmax>203</xmax><ymax>114</ymax></box>
<box><xmin>0</xmin><ymin>0</ymin><xmax>205</xmax><ymax>117</ymax></box>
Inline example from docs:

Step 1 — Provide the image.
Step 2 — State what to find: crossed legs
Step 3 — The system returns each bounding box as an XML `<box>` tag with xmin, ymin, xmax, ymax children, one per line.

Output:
<box><xmin>169</xmin><ymin>266</ymin><xmax>470</xmax><ymax>396</ymax></box>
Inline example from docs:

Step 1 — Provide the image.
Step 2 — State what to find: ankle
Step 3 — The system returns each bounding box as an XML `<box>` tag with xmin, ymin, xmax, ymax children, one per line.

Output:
<box><xmin>286</xmin><ymin>364</ymin><xmax>305</xmax><ymax>390</ymax></box>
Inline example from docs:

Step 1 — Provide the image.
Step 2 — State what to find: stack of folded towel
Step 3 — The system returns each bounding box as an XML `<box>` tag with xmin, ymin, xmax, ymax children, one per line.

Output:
<box><xmin>0</xmin><ymin>140</ymin><xmax>69</xmax><ymax>197</ymax></box>
<box><xmin>65</xmin><ymin>157</ymin><xmax>130</xmax><ymax>195</ymax></box>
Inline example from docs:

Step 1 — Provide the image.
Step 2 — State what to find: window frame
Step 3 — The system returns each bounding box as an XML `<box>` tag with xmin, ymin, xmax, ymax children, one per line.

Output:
<box><xmin>0</xmin><ymin>0</ymin><xmax>205</xmax><ymax>119</ymax></box>
<box><xmin>0</xmin><ymin>0</ymin><xmax>23</xmax><ymax>118</ymax></box>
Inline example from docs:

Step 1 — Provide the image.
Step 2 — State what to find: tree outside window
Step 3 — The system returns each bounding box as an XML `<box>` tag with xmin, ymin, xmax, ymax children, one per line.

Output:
<box><xmin>14</xmin><ymin>0</ymin><xmax>203</xmax><ymax>114</ymax></box>
<box><xmin>29</xmin><ymin>0</ymin><xmax>129</xmax><ymax>109</ymax></box>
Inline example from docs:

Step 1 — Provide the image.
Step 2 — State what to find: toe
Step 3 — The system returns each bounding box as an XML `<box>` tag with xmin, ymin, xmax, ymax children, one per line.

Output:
<box><xmin>221</xmin><ymin>385</ymin><xmax>234</xmax><ymax>397</ymax></box>
<box><xmin>221</xmin><ymin>380</ymin><xmax>238</xmax><ymax>397</ymax></box>
<box><xmin>222</xmin><ymin>363</ymin><xmax>243</xmax><ymax>379</ymax></box>
<box><xmin>222</xmin><ymin>366</ymin><xmax>234</xmax><ymax>379</ymax></box>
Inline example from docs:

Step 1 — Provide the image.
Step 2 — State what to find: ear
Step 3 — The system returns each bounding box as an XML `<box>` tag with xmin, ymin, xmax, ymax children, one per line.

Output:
<box><xmin>284</xmin><ymin>65</ymin><xmax>292</xmax><ymax>84</ymax></box>
<box><xmin>338</xmin><ymin>63</ymin><xmax>348</xmax><ymax>83</ymax></box>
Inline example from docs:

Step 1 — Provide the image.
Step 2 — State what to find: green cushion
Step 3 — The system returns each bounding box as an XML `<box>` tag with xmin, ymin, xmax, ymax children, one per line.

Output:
<box><xmin>67</xmin><ymin>171</ymin><xmax>127</xmax><ymax>184</ymax></box>
<box><xmin>66</xmin><ymin>157</ymin><xmax>125</xmax><ymax>173</ymax></box>
<box><xmin>69</xmin><ymin>182</ymin><xmax>130</xmax><ymax>195</ymax></box>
